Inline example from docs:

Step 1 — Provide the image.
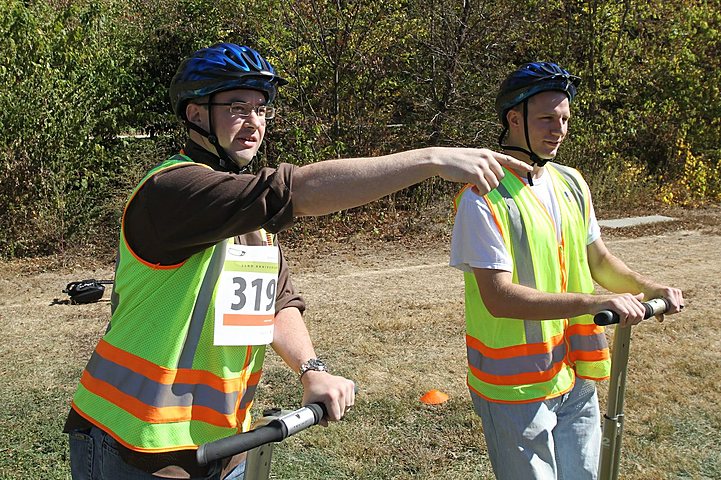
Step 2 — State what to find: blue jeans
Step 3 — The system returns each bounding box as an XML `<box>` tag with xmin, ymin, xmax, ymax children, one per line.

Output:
<box><xmin>68</xmin><ymin>426</ymin><xmax>245</xmax><ymax>480</ymax></box>
<box><xmin>473</xmin><ymin>378</ymin><xmax>601</xmax><ymax>480</ymax></box>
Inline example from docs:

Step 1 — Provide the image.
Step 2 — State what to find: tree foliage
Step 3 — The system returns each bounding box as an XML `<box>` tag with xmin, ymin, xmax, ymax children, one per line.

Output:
<box><xmin>1</xmin><ymin>0</ymin><xmax>719</xmax><ymax>258</ymax></box>
<box><xmin>0</xmin><ymin>0</ymin><xmax>136</xmax><ymax>257</ymax></box>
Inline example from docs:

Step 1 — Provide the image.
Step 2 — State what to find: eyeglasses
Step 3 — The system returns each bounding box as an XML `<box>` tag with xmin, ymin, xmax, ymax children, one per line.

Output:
<box><xmin>198</xmin><ymin>101</ymin><xmax>276</xmax><ymax>119</ymax></box>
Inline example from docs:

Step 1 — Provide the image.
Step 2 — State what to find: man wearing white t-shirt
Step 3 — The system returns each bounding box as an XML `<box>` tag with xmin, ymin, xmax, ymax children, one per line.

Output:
<box><xmin>450</xmin><ymin>62</ymin><xmax>684</xmax><ymax>480</ymax></box>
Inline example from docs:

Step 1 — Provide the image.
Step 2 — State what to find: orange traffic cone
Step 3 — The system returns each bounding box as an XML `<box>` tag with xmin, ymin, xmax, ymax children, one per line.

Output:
<box><xmin>420</xmin><ymin>389</ymin><xmax>449</xmax><ymax>405</ymax></box>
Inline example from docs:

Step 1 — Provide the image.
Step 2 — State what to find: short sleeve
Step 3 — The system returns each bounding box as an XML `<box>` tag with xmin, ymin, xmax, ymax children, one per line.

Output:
<box><xmin>450</xmin><ymin>189</ymin><xmax>513</xmax><ymax>273</ymax></box>
<box><xmin>586</xmin><ymin>186</ymin><xmax>601</xmax><ymax>245</ymax></box>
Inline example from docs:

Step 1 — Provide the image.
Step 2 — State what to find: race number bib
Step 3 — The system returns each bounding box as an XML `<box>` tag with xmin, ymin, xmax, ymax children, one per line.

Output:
<box><xmin>214</xmin><ymin>243</ymin><xmax>279</xmax><ymax>346</ymax></box>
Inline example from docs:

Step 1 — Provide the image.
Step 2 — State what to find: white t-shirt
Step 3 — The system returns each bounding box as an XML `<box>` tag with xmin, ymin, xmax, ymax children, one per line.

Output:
<box><xmin>450</xmin><ymin>169</ymin><xmax>601</xmax><ymax>273</ymax></box>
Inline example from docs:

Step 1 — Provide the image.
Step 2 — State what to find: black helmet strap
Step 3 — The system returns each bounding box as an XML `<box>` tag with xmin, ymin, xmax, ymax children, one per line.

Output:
<box><xmin>206</xmin><ymin>93</ymin><xmax>241</xmax><ymax>172</ymax></box>
<box><xmin>498</xmin><ymin>98</ymin><xmax>546</xmax><ymax>186</ymax></box>
<box><xmin>184</xmin><ymin>94</ymin><xmax>253</xmax><ymax>174</ymax></box>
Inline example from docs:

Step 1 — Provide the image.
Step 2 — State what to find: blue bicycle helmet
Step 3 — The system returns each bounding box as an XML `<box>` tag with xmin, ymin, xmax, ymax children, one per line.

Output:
<box><xmin>496</xmin><ymin>62</ymin><xmax>579</xmax><ymax>127</ymax></box>
<box><xmin>495</xmin><ymin>62</ymin><xmax>580</xmax><ymax>184</ymax></box>
<box><xmin>170</xmin><ymin>43</ymin><xmax>288</xmax><ymax>120</ymax></box>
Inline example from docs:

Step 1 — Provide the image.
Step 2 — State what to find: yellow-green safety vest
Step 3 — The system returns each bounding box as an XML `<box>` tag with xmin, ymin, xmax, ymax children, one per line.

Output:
<box><xmin>72</xmin><ymin>155</ymin><xmax>272</xmax><ymax>452</ymax></box>
<box><xmin>454</xmin><ymin>162</ymin><xmax>610</xmax><ymax>404</ymax></box>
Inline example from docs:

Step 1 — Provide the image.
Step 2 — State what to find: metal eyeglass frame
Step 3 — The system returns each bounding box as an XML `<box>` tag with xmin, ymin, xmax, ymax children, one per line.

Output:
<box><xmin>197</xmin><ymin>101</ymin><xmax>276</xmax><ymax>119</ymax></box>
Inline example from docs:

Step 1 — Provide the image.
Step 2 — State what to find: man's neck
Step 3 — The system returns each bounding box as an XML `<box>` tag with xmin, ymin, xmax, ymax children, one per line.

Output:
<box><xmin>188</xmin><ymin>130</ymin><xmax>221</xmax><ymax>158</ymax></box>
<box><xmin>184</xmin><ymin>139</ymin><xmax>234</xmax><ymax>172</ymax></box>
<box><xmin>184</xmin><ymin>131</ymin><xmax>246</xmax><ymax>173</ymax></box>
<box><xmin>501</xmin><ymin>147</ymin><xmax>545</xmax><ymax>180</ymax></box>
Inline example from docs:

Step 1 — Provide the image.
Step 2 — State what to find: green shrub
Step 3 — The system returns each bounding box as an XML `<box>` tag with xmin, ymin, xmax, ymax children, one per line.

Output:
<box><xmin>1</xmin><ymin>0</ymin><xmax>719</xmax><ymax>259</ymax></box>
<box><xmin>0</xmin><ymin>0</ymin><xmax>136</xmax><ymax>257</ymax></box>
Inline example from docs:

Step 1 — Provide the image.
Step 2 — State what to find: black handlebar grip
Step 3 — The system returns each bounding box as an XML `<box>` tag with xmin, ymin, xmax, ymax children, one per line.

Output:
<box><xmin>196</xmin><ymin>402</ymin><xmax>327</xmax><ymax>466</ymax></box>
<box><xmin>594</xmin><ymin>297</ymin><xmax>671</xmax><ymax>326</ymax></box>
<box><xmin>197</xmin><ymin>421</ymin><xmax>285</xmax><ymax>466</ymax></box>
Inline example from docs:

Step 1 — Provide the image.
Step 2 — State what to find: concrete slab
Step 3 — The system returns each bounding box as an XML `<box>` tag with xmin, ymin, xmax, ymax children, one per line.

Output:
<box><xmin>598</xmin><ymin>215</ymin><xmax>676</xmax><ymax>228</ymax></box>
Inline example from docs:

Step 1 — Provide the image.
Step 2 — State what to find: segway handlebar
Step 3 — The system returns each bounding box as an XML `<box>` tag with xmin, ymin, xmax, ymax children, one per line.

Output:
<box><xmin>196</xmin><ymin>402</ymin><xmax>326</xmax><ymax>466</ymax></box>
<box><xmin>593</xmin><ymin>297</ymin><xmax>670</xmax><ymax>326</ymax></box>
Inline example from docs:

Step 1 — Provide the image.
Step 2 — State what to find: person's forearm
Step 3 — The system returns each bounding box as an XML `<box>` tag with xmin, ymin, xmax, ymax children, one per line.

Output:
<box><xmin>590</xmin><ymin>253</ymin><xmax>647</xmax><ymax>294</ymax></box>
<box><xmin>474</xmin><ymin>268</ymin><xmax>649</xmax><ymax>323</ymax></box>
<box><xmin>271</xmin><ymin>307</ymin><xmax>356</xmax><ymax>422</ymax></box>
<box><xmin>588</xmin><ymin>240</ymin><xmax>658</xmax><ymax>296</ymax></box>
<box><xmin>482</xmin><ymin>278</ymin><xmax>595</xmax><ymax>320</ymax></box>
<box><xmin>271</xmin><ymin>307</ymin><xmax>316</xmax><ymax>372</ymax></box>
<box><xmin>292</xmin><ymin>148</ymin><xmax>437</xmax><ymax>216</ymax></box>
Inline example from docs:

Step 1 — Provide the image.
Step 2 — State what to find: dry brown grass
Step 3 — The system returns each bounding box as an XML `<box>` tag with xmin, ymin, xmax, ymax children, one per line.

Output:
<box><xmin>0</xmin><ymin>205</ymin><xmax>719</xmax><ymax>478</ymax></box>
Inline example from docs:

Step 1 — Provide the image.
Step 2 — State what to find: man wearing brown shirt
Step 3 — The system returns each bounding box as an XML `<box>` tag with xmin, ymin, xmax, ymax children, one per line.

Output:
<box><xmin>65</xmin><ymin>43</ymin><xmax>530</xmax><ymax>479</ymax></box>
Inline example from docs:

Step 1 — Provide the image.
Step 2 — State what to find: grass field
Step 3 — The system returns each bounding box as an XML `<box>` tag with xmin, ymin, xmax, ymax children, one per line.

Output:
<box><xmin>1</xmin><ymin>206</ymin><xmax>720</xmax><ymax>479</ymax></box>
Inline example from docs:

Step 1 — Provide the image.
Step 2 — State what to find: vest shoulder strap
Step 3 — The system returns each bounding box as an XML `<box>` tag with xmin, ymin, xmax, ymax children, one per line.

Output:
<box><xmin>547</xmin><ymin>162</ymin><xmax>589</xmax><ymax>222</ymax></box>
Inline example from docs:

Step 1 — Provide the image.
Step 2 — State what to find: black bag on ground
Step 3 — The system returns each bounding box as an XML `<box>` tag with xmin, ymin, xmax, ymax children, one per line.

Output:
<box><xmin>63</xmin><ymin>279</ymin><xmax>113</xmax><ymax>304</ymax></box>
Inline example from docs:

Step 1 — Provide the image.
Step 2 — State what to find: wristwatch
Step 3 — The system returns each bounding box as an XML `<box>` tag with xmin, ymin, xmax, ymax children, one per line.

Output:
<box><xmin>298</xmin><ymin>358</ymin><xmax>328</xmax><ymax>378</ymax></box>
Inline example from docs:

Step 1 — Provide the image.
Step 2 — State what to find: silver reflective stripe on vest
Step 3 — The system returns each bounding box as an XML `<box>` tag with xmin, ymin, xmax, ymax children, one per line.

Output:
<box><xmin>497</xmin><ymin>184</ymin><xmax>536</xmax><ymax>289</ymax></box>
<box><xmin>178</xmin><ymin>243</ymin><xmax>227</xmax><ymax>369</ymax></box>
<box><xmin>550</xmin><ymin>163</ymin><xmax>586</xmax><ymax>221</ymax></box>
<box><xmin>238</xmin><ymin>383</ymin><xmax>258</xmax><ymax>411</ymax></box>
<box><xmin>495</xmin><ymin>183</ymin><xmax>544</xmax><ymax>345</ymax></box>
<box><xmin>569</xmin><ymin>331</ymin><xmax>607</xmax><ymax>352</ymax></box>
<box><xmin>85</xmin><ymin>352</ymin><xmax>239</xmax><ymax>415</ymax></box>
<box><xmin>466</xmin><ymin>342</ymin><xmax>567</xmax><ymax>377</ymax></box>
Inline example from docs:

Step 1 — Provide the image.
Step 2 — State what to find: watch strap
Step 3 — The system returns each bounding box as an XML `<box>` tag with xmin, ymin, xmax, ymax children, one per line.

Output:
<box><xmin>298</xmin><ymin>358</ymin><xmax>328</xmax><ymax>378</ymax></box>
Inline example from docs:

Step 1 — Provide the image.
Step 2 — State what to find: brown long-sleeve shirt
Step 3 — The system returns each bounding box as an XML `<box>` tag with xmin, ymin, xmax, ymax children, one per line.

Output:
<box><xmin>123</xmin><ymin>140</ymin><xmax>304</xmax><ymax>313</ymax></box>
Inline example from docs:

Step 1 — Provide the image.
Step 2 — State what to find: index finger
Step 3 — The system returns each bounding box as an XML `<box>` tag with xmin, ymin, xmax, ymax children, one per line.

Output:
<box><xmin>323</xmin><ymin>397</ymin><xmax>343</xmax><ymax>422</ymax></box>
<box><xmin>494</xmin><ymin>153</ymin><xmax>532</xmax><ymax>172</ymax></box>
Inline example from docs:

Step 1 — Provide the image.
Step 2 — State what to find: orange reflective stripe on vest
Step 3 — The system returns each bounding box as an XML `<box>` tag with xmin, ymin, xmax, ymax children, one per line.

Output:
<box><xmin>466</xmin><ymin>333</ymin><xmax>568</xmax><ymax>386</ymax></box>
<box><xmin>79</xmin><ymin>339</ymin><xmax>256</xmax><ymax>426</ymax></box>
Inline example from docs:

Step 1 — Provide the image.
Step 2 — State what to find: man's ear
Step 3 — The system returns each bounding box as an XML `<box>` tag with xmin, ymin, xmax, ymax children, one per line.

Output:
<box><xmin>506</xmin><ymin>107</ymin><xmax>522</xmax><ymax>129</ymax></box>
<box><xmin>185</xmin><ymin>102</ymin><xmax>205</xmax><ymax>128</ymax></box>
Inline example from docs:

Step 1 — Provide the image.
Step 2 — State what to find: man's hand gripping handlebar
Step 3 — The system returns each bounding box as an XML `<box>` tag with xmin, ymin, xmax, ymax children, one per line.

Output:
<box><xmin>593</xmin><ymin>297</ymin><xmax>671</xmax><ymax>326</ymax></box>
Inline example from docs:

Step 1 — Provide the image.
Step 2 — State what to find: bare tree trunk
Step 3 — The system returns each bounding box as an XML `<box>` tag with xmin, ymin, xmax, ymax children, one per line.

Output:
<box><xmin>429</xmin><ymin>0</ymin><xmax>472</xmax><ymax>145</ymax></box>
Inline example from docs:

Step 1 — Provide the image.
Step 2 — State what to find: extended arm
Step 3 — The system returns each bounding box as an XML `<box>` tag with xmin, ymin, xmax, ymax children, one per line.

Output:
<box><xmin>270</xmin><ymin>307</ymin><xmax>355</xmax><ymax>422</ymax></box>
<box><xmin>292</xmin><ymin>147</ymin><xmax>531</xmax><ymax>216</ymax></box>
